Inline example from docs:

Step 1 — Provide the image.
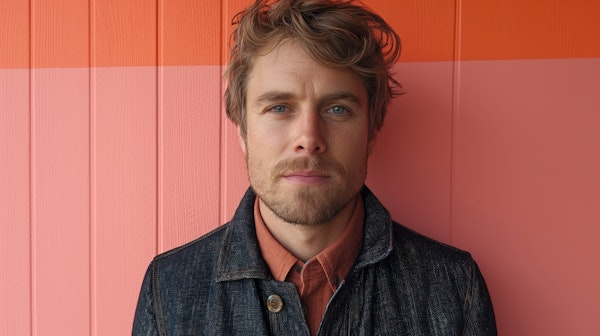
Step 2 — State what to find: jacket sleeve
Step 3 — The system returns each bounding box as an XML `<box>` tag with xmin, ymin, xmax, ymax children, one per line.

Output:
<box><xmin>132</xmin><ymin>262</ymin><xmax>161</xmax><ymax>336</ymax></box>
<box><xmin>463</xmin><ymin>259</ymin><xmax>497</xmax><ymax>336</ymax></box>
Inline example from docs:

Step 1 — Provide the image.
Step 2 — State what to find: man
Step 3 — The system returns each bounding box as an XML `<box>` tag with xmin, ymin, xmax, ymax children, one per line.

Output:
<box><xmin>133</xmin><ymin>0</ymin><xmax>497</xmax><ymax>335</ymax></box>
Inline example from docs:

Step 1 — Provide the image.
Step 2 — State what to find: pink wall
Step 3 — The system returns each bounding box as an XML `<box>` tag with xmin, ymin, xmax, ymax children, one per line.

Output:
<box><xmin>1</xmin><ymin>0</ymin><xmax>599</xmax><ymax>335</ymax></box>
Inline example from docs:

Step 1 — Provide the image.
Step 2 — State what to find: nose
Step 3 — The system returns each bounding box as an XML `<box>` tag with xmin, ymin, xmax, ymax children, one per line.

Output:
<box><xmin>293</xmin><ymin>109</ymin><xmax>327</xmax><ymax>155</ymax></box>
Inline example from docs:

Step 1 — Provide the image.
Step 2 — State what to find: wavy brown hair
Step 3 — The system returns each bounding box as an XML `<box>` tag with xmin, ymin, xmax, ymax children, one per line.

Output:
<box><xmin>224</xmin><ymin>0</ymin><xmax>401</xmax><ymax>139</ymax></box>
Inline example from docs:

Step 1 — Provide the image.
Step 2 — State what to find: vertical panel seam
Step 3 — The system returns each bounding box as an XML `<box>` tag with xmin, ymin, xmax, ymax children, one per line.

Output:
<box><xmin>218</xmin><ymin>0</ymin><xmax>224</xmax><ymax>225</ymax></box>
<box><xmin>156</xmin><ymin>0</ymin><xmax>162</xmax><ymax>254</ymax></box>
<box><xmin>28</xmin><ymin>0</ymin><xmax>34</xmax><ymax>335</ymax></box>
<box><xmin>450</xmin><ymin>0</ymin><xmax>464</xmax><ymax>245</ymax></box>
<box><xmin>89</xmin><ymin>0</ymin><xmax>95</xmax><ymax>335</ymax></box>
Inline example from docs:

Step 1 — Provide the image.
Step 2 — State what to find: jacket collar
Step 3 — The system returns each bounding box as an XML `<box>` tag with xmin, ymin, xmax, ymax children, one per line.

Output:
<box><xmin>215</xmin><ymin>186</ymin><xmax>393</xmax><ymax>282</ymax></box>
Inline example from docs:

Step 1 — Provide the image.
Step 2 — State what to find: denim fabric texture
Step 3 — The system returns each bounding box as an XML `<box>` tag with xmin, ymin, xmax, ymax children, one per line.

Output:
<box><xmin>133</xmin><ymin>187</ymin><xmax>497</xmax><ymax>335</ymax></box>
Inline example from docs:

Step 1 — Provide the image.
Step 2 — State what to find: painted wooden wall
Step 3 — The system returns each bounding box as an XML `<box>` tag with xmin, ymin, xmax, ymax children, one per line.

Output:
<box><xmin>1</xmin><ymin>0</ymin><xmax>599</xmax><ymax>335</ymax></box>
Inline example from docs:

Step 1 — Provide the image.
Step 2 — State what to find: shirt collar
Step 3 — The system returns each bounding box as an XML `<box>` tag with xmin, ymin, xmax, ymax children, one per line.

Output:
<box><xmin>216</xmin><ymin>186</ymin><xmax>392</xmax><ymax>282</ymax></box>
<box><xmin>254</xmin><ymin>195</ymin><xmax>364</xmax><ymax>289</ymax></box>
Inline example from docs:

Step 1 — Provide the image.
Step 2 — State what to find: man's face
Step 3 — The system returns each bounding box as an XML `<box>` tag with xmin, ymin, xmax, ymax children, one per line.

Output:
<box><xmin>240</xmin><ymin>40</ymin><xmax>374</xmax><ymax>226</ymax></box>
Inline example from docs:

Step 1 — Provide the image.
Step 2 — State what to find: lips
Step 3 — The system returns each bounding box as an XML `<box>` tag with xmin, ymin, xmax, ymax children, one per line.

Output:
<box><xmin>274</xmin><ymin>157</ymin><xmax>339</xmax><ymax>186</ymax></box>
<box><xmin>282</xmin><ymin>171</ymin><xmax>330</xmax><ymax>185</ymax></box>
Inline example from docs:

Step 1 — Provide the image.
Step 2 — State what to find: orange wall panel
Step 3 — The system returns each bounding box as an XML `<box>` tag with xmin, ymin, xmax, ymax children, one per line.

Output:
<box><xmin>0</xmin><ymin>1</ymin><xmax>29</xmax><ymax>68</ymax></box>
<box><xmin>32</xmin><ymin>0</ymin><xmax>89</xmax><ymax>68</ymax></box>
<box><xmin>367</xmin><ymin>0</ymin><xmax>457</xmax><ymax>62</ymax></box>
<box><xmin>160</xmin><ymin>0</ymin><xmax>222</xmax><ymax>65</ymax></box>
<box><xmin>92</xmin><ymin>0</ymin><xmax>157</xmax><ymax>67</ymax></box>
<box><xmin>460</xmin><ymin>0</ymin><xmax>600</xmax><ymax>60</ymax></box>
<box><xmin>6</xmin><ymin>0</ymin><xmax>600</xmax><ymax>68</ymax></box>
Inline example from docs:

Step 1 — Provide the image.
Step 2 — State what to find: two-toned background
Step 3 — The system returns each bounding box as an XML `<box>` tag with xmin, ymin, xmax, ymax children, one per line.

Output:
<box><xmin>1</xmin><ymin>0</ymin><xmax>599</xmax><ymax>335</ymax></box>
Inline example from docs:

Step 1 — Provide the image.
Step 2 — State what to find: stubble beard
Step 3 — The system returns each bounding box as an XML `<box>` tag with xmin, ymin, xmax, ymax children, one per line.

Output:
<box><xmin>246</xmin><ymin>152</ymin><xmax>367</xmax><ymax>226</ymax></box>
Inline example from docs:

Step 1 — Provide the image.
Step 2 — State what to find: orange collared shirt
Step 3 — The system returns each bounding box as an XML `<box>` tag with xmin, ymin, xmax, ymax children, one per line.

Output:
<box><xmin>255</xmin><ymin>196</ymin><xmax>364</xmax><ymax>336</ymax></box>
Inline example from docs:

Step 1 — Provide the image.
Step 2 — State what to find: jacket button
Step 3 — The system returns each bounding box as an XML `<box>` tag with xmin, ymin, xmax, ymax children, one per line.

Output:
<box><xmin>267</xmin><ymin>294</ymin><xmax>284</xmax><ymax>313</ymax></box>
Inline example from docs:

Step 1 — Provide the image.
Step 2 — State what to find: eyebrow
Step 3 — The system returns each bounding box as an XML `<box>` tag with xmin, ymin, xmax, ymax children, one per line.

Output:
<box><xmin>252</xmin><ymin>90</ymin><xmax>364</xmax><ymax>107</ymax></box>
<box><xmin>253</xmin><ymin>91</ymin><xmax>295</xmax><ymax>106</ymax></box>
<box><xmin>321</xmin><ymin>91</ymin><xmax>363</xmax><ymax>106</ymax></box>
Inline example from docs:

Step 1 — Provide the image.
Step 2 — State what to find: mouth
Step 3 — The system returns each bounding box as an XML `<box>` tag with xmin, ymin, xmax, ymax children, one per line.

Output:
<box><xmin>282</xmin><ymin>171</ymin><xmax>330</xmax><ymax>186</ymax></box>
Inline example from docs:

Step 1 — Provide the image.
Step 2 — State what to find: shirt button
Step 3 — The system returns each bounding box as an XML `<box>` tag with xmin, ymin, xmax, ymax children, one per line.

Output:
<box><xmin>267</xmin><ymin>294</ymin><xmax>284</xmax><ymax>313</ymax></box>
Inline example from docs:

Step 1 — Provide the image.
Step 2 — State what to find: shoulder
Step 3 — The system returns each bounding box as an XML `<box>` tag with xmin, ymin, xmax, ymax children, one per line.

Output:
<box><xmin>392</xmin><ymin>222</ymin><xmax>470</xmax><ymax>256</ymax></box>
<box><xmin>389</xmin><ymin>222</ymin><xmax>478</xmax><ymax>277</ymax></box>
<box><xmin>387</xmin><ymin>223</ymin><xmax>496</xmax><ymax>333</ymax></box>
<box><xmin>149</xmin><ymin>223</ymin><xmax>231</xmax><ymax>277</ymax></box>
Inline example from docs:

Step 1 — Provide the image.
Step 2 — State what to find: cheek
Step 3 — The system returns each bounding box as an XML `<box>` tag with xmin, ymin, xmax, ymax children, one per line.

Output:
<box><xmin>248</xmin><ymin>123</ymin><xmax>289</xmax><ymax>150</ymax></box>
<box><xmin>246</xmin><ymin>131</ymin><xmax>284</xmax><ymax>166</ymax></box>
<box><xmin>333</xmin><ymin>125</ymin><xmax>370</xmax><ymax>153</ymax></box>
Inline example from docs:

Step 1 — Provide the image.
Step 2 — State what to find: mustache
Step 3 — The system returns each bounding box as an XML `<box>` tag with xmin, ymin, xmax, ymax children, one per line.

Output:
<box><xmin>273</xmin><ymin>157</ymin><xmax>343</xmax><ymax>176</ymax></box>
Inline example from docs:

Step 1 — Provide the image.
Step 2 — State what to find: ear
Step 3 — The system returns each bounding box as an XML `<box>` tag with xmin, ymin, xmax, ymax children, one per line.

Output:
<box><xmin>237</xmin><ymin>125</ymin><xmax>247</xmax><ymax>155</ymax></box>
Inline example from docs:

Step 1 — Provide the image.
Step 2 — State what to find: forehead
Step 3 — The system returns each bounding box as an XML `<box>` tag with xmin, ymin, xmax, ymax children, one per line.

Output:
<box><xmin>246</xmin><ymin>40</ymin><xmax>367</xmax><ymax>102</ymax></box>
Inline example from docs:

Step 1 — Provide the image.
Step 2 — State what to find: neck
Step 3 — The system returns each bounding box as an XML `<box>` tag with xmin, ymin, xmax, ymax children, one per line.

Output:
<box><xmin>259</xmin><ymin>196</ymin><xmax>358</xmax><ymax>261</ymax></box>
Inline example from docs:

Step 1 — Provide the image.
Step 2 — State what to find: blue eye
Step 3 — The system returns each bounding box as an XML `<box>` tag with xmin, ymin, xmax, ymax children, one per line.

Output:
<box><xmin>328</xmin><ymin>105</ymin><xmax>349</xmax><ymax>115</ymax></box>
<box><xmin>268</xmin><ymin>105</ymin><xmax>288</xmax><ymax>113</ymax></box>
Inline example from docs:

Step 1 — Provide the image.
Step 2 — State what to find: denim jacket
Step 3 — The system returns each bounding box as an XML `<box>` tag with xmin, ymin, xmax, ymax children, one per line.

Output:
<box><xmin>133</xmin><ymin>187</ymin><xmax>497</xmax><ymax>335</ymax></box>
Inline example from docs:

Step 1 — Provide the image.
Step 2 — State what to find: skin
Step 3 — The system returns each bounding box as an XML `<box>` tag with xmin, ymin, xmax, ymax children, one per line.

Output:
<box><xmin>239</xmin><ymin>40</ymin><xmax>375</xmax><ymax>261</ymax></box>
